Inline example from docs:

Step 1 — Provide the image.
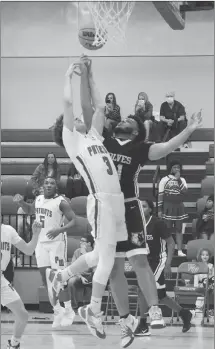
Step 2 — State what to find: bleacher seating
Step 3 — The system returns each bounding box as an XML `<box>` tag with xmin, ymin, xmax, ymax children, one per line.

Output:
<box><xmin>1</xmin><ymin>127</ymin><xmax>214</xmax><ymax>316</ymax></box>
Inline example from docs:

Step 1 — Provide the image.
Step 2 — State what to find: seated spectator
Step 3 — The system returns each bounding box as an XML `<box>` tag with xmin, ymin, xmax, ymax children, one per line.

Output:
<box><xmin>67</xmin><ymin>234</ymin><xmax>94</xmax><ymax>312</ymax></box>
<box><xmin>104</xmin><ymin>92</ymin><xmax>121</xmax><ymax>132</ymax></box>
<box><xmin>31</xmin><ymin>152</ymin><xmax>61</xmax><ymax>196</ymax></box>
<box><xmin>158</xmin><ymin>160</ymin><xmax>188</xmax><ymax>257</ymax></box>
<box><xmin>194</xmin><ymin>248</ymin><xmax>214</xmax><ymax>314</ymax></box>
<box><xmin>134</xmin><ymin>92</ymin><xmax>153</xmax><ymax>142</ymax></box>
<box><xmin>196</xmin><ymin>195</ymin><xmax>214</xmax><ymax>240</ymax></box>
<box><xmin>66</xmin><ymin>163</ymin><xmax>89</xmax><ymax>199</ymax></box>
<box><xmin>159</xmin><ymin>92</ymin><xmax>188</xmax><ymax>145</ymax></box>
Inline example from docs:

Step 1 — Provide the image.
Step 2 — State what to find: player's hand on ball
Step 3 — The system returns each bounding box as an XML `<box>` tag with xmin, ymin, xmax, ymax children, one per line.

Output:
<box><xmin>46</xmin><ymin>228</ymin><xmax>61</xmax><ymax>240</ymax></box>
<box><xmin>65</xmin><ymin>63</ymin><xmax>81</xmax><ymax>79</ymax></box>
<box><xmin>188</xmin><ymin>109</ymin><xmax>202</xmax><ymax>131</ymax></box>
<box><xmin>32</xmin><ymin>220</ymin><xmax>42</xmax><ymax>235</ymax></box>
<box><xmin>13</xmin><ymin>194</ymin><xmax>24</xmax><ymax>204</ymax></box>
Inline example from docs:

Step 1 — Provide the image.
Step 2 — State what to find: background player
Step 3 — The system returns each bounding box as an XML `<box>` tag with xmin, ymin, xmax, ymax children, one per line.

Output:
<box><xmin>1</xmin><ymin>220</ymin><xmax>42</xmax><ymax>349</ymax></box>
<box><xmin>13</xmin><ymin>177</ymin><xmax>76</xmax><ymax>328</ymax></box>
<box><xmin>135</xmin><ymin>200</ymin><xmax>192</xmax><ymax>336</ymax></box>
<box><xmin>48</xmin><ymin>60</ymin><xmax>129</xmax><ymax>340</ymax></box>
<box><xmin>79</xmin><ymin>55</ymin><xmax>202</xmax><ymax>347</ymax></box>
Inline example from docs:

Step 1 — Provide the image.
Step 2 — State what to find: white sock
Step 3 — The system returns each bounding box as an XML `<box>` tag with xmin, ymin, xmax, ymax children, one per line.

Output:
<box><xmin>10</xmin><ymin>336</ymin><xmax>20</xmax><ymax>347</ymax></box>
<box><xmin>53</xmin><ymin>300</ymin><xmax>62</xmax><ymax>312</ymax></box>
<box><xmin>64</xmin><ymin>301</ymin><xmax>72</xmax><ymax>309</ymax></box>
<box><xmin>89</xmin><ymin>296</ymin><xmax>102</xmax><ymax>315</ymax></box>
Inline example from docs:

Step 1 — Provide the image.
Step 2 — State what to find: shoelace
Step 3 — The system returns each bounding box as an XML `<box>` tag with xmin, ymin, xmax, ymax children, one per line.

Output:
<box><xmin>91</xmin><ymin>312</ymin><xmax>103</xmax><ymax>327</ymax></box>
<box><xmin>150</xmin><ymin>308</ymin><xmax>161</xmax><ymax>320</ymax></box>
<box><xmin>119</xmin><ymin>320</ymin><xmax>130</xmax><ymax>337</ymax></box>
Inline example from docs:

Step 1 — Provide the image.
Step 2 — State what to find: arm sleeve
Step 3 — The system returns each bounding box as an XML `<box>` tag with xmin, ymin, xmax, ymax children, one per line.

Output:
<box><xmin>177</xmin><ymin>103</ymin><xmax>186</xmax><ymax>117</ymax></box>
<box><xmin>62</xmin><ymin>125</ymin><xmax>81</xmax><ymax>159</ymax></box>
<box><xmin>10</xmin><ymin>226</ymin><xmax>22</xmax><ymax>245</ymax></box>
<box><xmin>144</xmin><ymin>102</ymin><xmax>153</xmax><ymax>120</ymax></box>
<box><xmin>160</xmin><ymin>103</ymin><xmax>165</xmax><ymax>117</ymax></box>
<box><xmin>31</xmin><ymin>164</ymin><xmax>42</xmax><ymax>189</ymax></box>
<box><xmin>158</xmin><ymin>177</ymin><xmax>168</xmax><ymax>211</ymax></box>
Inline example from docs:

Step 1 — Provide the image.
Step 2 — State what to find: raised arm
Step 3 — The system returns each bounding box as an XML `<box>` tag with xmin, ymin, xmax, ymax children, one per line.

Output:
<box><xmin>14</xmin><ymin>220</ymin><xmax>42</xmax><ymax>256</ymax></box>
<box><xmin>148</xmin><ymin>111</ymin><xmax>202</xmax><ymax>161</ymax></box>
<box><xmin>63</xmin><ymin>63</ymin><xmax>81</xmax><ymax>132</ymax></box>
<box><xmin>80</xmin><ymin>59</ymin><xmax>94</xmax><ymax>131</ymax></box>
<box><xmin>13</xmin><ymin>194</ymin><xmax>35</xmax><ymax>215</ymax></box>
<box><xmin>86</xmin><ymin>57</ymin><xmax>105</xmax><ymax>135</ymax></box>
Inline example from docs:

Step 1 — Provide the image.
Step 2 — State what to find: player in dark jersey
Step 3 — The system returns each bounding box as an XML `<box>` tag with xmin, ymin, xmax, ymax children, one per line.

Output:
<box><xmin>79</xmin><ymin>55</ymin><xmax>201</xmax><ymax>347</ymax></box>
<box><xmin>135</xmin><ymin>200</ymin><xmax>192</xmax><ymax>336</ymax></box>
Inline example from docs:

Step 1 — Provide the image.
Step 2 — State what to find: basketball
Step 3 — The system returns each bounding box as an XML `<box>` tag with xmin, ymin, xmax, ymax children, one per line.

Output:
<box><xmin>78</xmin><ymin>27</ymin><xmax>106</xmax><ymax>50</ymax></box>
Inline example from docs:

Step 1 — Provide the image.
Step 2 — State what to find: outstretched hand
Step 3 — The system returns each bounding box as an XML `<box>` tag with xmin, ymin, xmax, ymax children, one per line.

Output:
<box><xmin>65</xmin><ymin>63</ymin><xmax>82</xmax><ymax>79</ymax></box>
<box><xmin>80</xmin><ymin>54</ymin><xmax>92</xmax><ymax>75</ymax></box>
<box><xmin>188</xmin><ymin>109</ymin><xmax>202</xmax><ymax>131</ymax></box>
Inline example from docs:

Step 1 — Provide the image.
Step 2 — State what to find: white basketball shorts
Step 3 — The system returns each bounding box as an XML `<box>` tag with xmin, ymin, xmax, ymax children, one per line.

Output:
<box><xmin>1</xmin><ymin>274</ymin><xmax>20</xmax><ymax>307</ymax></box>
<box><xmin>35</xmin><ymin>235</ymin><xmax>67</xmax><ymax>269</ymax></box>
<box><xmin>87</xmin><ymin>192</ymin><xmax>127</xmax><ymax>245</ymax></box>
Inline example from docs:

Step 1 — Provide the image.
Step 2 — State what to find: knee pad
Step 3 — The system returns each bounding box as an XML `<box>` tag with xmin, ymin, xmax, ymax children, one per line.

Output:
<box><xmin>158</xmin><ymin>288</ymin><xmax>167</xmax><ymax>301</ymax></box>
<box><xmin>84</xmin><ymin>249</ymin><xmax>99</xmax><ymax>268</ymax></box>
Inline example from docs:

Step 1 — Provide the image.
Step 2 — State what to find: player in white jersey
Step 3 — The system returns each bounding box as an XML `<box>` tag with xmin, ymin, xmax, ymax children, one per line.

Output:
<box><xmin>13</xmin><ymin>177</ymin><xmax>77</xmax><ymax>328</ymax></box>
<box><xmin>1</xmin><ymin>221</ymin><xmax>42</xmax><ymax>349</ymax></box>
<box><xmin>47</xmin><ymin>59</ymin><xmax>128</xmax><ymax>339</ymax></box>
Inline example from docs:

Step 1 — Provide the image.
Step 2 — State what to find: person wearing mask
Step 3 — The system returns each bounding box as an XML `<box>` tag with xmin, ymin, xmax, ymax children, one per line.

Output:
<box><xmin>159</xmin><ymin>92</ymin><xmax>188</xmax><ymax>146</ymax></box>
<box><xmin>134</xmin><ymin>92</ymin><xmax>153</xmax><ymax>142</ymax></box>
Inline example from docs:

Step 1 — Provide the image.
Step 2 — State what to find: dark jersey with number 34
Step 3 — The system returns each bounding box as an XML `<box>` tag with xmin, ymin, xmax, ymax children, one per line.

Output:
<box><xmin>102</xmin><ymin>131</ymin><xmax>152</xmax><ymax>199</ymax></box>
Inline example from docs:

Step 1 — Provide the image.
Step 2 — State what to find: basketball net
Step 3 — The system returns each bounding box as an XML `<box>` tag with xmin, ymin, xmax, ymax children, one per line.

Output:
<box><xmin>87</xmin><ymin>1</ymin><xmax>135</xmax><ymax>46</ymax></box>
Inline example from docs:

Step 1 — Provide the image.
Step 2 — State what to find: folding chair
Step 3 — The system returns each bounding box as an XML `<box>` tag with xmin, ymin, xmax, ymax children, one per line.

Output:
<box><xmin>172</xmin><ymin>261</ymin><xmax>210</xmax><ymax>326</ymax></box>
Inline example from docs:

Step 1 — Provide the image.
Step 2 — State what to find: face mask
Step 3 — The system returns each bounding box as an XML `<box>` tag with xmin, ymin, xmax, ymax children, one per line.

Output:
<box><xmin>166</xmin><ymin>97</ymin><xmax>174</xmax><ymax>104</ymax></box>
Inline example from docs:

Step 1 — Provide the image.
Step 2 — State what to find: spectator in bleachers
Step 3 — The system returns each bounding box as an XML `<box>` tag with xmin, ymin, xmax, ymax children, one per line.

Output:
<box><xmin>67</xmin><ymin>234</ymin><xmax>94</xmax><ymax>312</ymax></box>
<box><xmin>66</xmin><ymin>163</ymin><xmax>89</xmax><ymax>200</ymax></box>
<box><xmin>134</xmin><ymin>92</ymin><xmax>153</xmax><ymax>142</ymax></box>
<box><xmin>31</xmin><ymin>152</ymin><xmax>61</xmax><ymax>196</ymax></box>
<box><xmin>104</xmin><ymin>92</ymin><xmax>121</xmax><ymax>132</ymax></box>
<box><xmin>196</xmin><ymin>195</ymin><xmax>214</xmax><ymax>240</ymax></box>
<box><xmin>159</xmin><ymin>92</ymin><xmax>188</xmax><ymax>146</ymax></box>
<box><xmin>158</xmin><ymin>160</ymin><xmax>188</xmax><ymax>257</ymax></box>
<box><xmin>194</xmin><ymin>248</ymin><xmax>214</xmax><ymax>314</ymax></box>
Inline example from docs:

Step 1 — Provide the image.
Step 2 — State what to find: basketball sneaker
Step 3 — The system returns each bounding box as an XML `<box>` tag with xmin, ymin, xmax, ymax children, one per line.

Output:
<box><xmin>149</xmin><ymin>305</ymin><xmax>165</xmax><ymax>329</ymax></box>
<box><xmin>61</xmin><ymin>308</ymin><xmax>76</xmax><ymax>327</ymax></box>
<box><xmin>134</xmin><ymin>318</ymin><xmax>151</xmax><ymax>337</ymax></box>
<box><xmin>52</xmin><ymin>306</ymin><xmax>65</xmax><ymax>328</ymax></box>
<box><xmin>7</xmin><ymin>340</ymin><xmax>20</xmax><ymax>348</ymax></box>
<box><xmin>118</xmin><ymin>314</ymin><xmax>139</xmax><ymax>348</ymax></box>
<box><xmin>78</xmin><ymin>304</ymin><xmax>106</xmax><ymax>339</ymax></box>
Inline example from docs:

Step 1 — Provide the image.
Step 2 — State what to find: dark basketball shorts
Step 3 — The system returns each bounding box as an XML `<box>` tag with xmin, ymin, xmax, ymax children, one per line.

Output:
<box><xmin>148</xmin><ymin>257</ymin><xmax>167</xmax><ymax>290</ymax></box>
<box><xmin>116</xmin><ymin>198</ymin><xmax>149</xmax><ymax>258</ymax></box>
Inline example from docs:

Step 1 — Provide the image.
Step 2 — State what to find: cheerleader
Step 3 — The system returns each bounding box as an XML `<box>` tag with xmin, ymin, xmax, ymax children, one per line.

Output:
<box><xmin>158</xmin><ymin>160</ymin><xmax>188</xmax><ymax>257</ymax></box>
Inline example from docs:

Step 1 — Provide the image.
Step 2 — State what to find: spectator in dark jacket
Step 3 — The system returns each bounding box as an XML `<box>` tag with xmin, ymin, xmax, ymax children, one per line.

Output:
<box><xmin>134</xmin><ymin>92</ymin><xmax>153</xmax><ymax>142</ymax></box>
<box><xmin>196</xmin><ymin>194</ymin><xmax>214</xmax><ymax>240</ymax></box>
<box><xmin>159</xmin><ymin>92</ymin><xmax>187</xmax><ymax>144</ymax></box>
<box><xmin>104</xmin><ymin>93</ymin><xmax>121</xmax><ymax>132</ymax></box>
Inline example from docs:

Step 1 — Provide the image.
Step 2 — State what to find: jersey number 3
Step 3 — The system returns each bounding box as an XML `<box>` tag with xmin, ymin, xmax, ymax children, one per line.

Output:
<box><xmin>102</xmin><ymin>156</ymin><xmax>113</xmax><ymax>175</ymax></box>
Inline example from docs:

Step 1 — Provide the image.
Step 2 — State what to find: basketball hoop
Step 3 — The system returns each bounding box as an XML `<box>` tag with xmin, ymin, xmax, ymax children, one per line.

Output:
<box><xmin>87</xmin><ymin>1</ymin><xmax>135</xmax><ymax>46</ymax></box>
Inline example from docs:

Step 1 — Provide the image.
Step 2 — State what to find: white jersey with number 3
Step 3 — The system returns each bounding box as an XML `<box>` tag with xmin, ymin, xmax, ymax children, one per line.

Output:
<box><xmin>35</xmin><ymin>195</ymin><xmax>65</xmax><ymax>243</ymax></box>
<box><xmin>62</xmin><ymin>126</ymin><xmax>121</xmax><ymax>195</ymax></box>
<box><xmin>1</xmin><ymin>224</ymin><xmax>21</xmax><ymax>272</ymax></box>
